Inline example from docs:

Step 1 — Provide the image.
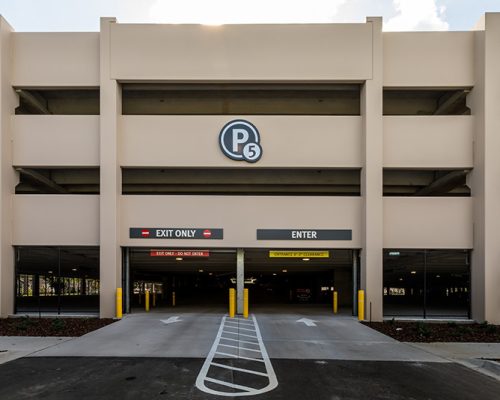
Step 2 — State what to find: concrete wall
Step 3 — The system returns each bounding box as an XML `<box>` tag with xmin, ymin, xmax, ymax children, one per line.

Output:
<box><xmin>384</xmin><ymin>197</ymin><xmax>473</xmax><ymax>249</ymax></box>
<box><xmin>110</xmin><ymin>23</ymin><xmax>373</xmax><ymax>81</ymax></box>
<box><xmin>383</xmin><ymin>32</ymin><xmax>475</xmax><ymax>87</ymax></box>
<box><xmin>383</xmin><ymin>116</ymin><xmax>474</xmax><ymax>169</ymax></box>
<box><xmin>121</xmin><ymin>116</ymin><xmax>362</xmax><ymax>168</ymax></box>
<box><xmin>12</xmin><ymin>33</ymin><xmax>99</xmax><ymax>87</ymax></box>
<box><xmin>121</xmin><ymin>196</ymin><xmax>362</xmax><ymax>249</ymax></box>
<box><xmin>12</xmin><ymin>115</ymin><xmax>99</xmax><ymax>166</ymax></box>
<box><xmin>12</xmin><ymin>195</ymin><xmax>99</xmax><ymax>245</ymax></box>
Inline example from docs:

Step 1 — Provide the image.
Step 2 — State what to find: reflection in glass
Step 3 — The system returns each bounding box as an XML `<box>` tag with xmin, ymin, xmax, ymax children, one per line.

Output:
<box><xmin>15</xmin><ymin>247</ymin><xmax>99</xmax><ymax>315</ymax></box>
<box><xmin>383</xmin><ymin>249</ymin><xmax>470</xmax><ymax>318</ymax></box>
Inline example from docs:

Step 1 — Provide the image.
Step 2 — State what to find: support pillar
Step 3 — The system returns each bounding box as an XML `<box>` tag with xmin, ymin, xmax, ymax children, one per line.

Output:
<box><xmin>236</xmin><ymin>248</ymin><xmax>244</xmax><ymax>314</ymax></box>
<box><xmin>360</xmin><ymin>17</ymin><xmax>384</xmax><ymax>322</ymax></box>
<box><xmin>99</xmin><ymin>17</ymin><xmax>122</xmax><ymax>318</ymax></box>
<box><xmin>0</xmin><ymin>17</ymin><xmax>16</xmax><ymax>317</ymax></box>
<box><xmin>470</xmin><ymin>13</ymin><xmax>500</xmax><ymax>324</ymax></box>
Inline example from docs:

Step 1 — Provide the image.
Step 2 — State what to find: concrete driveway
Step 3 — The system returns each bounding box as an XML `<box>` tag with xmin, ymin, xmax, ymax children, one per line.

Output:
<box><xmin>32</xmin><ymin>306</ymin><xmax>443</xmax><ymax>362</ymax></box>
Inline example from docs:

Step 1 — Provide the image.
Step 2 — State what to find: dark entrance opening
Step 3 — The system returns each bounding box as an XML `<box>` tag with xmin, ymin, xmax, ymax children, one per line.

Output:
<box><xmin>244</xmin><ymin>249</ymin><xmax>354</xmax><ymax>311</ymax></box>
<box><xmin>127</xmin><ymin>248</ymin><xmax>236</xmax><ymax>310</ymax></box>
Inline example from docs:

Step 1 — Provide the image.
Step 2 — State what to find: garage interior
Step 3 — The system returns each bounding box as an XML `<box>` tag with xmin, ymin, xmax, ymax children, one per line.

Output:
<box><xmin>126</xmin><ymin>248</ymin><xmax>355</xmax><ymax>313</ymax></box>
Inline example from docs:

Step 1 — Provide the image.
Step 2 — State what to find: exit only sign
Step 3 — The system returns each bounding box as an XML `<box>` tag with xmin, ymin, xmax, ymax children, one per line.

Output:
<box><xmin>150</xmin><ymin>250</ymin><xmax>210</xmax><ymax>257</ymax></box>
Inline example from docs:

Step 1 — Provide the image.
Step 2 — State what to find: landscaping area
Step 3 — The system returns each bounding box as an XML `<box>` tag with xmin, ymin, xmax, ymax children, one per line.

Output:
<box><xmin>0</xmin><ymin>317</ymin><xmax>115</xmax><ymax>337</ymax></box>
<box><xmin>364</xmin><ymin>320</ymin><xmax>500</xmax><ymax>342</ymax></box>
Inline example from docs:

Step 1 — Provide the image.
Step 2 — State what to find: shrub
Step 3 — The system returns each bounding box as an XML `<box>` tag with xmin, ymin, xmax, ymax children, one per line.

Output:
<box><xmin>416</xmin><ymin>322</ymin><xmax>431</xmax><ymax>339</ymax></box>
<box><xmin>16</xmin><ymin>316</ymin><xmax>34</xmax><ymax>331</ymax></box>
<box><xmin>51</xmin><ymin>318</ymin><xmax>66</xmax><ymax>332</ymax></box>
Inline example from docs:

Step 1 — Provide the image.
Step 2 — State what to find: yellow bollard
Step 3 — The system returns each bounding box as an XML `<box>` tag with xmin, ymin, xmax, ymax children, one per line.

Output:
<box><xmin>145</xmin><ymin>289</ymin><xmax>150</xmax><ymax>312</ymax></box>
<box><xmin>116</xmin><ymin>288</ymin><xmax>123</xmax><ymax>319</ymax></box>
<box><xmin>172</xmin><ymin>291</ymin><xmax>176</xmax><ymax>307</ymax></box>
<box><xmin>243</xmin><ymin>288</ymin><xmax>249</xmax><ymax>319</ymax></box>
<box><xmin>333</xmin><ymin>291</ymin><xmax>338</xmax><ymax>314</ymax></box>
<box><xmin>229</xmin><ymin>288</ymin><xmax>236</xmax><ymax>318</ymax></box>
<box><xmin>358</xmin><ymin>290</ymin><xmax>365</xmax><ymax>321</ymax></box>
<box><xmin>153</xmin><ymin>292</ymin><xmax>156</xmax><ymax>307</ymax></box>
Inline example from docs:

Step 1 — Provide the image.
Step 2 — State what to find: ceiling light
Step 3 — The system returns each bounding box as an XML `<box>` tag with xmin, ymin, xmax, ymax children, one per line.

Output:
<box><xmin>410</xmin><ymin>271</ymin><xmax>416</xmax><ymax>274</ymax></box>
<box><xmin>272</xmin><ymin>273</ymin><xmax>277</xmax><ymax>276</ymax></box>
<box><xmin>282</xmin><ymin>269</ymin><xmax>288</xmax><ymax>273</ymax></box>
<box><xmin>302</xmin><ymin>258</ymin><xmax>310</xmax><ymax>261</ymax></box>
<box><xmin>399</xmin><ymin>278</ymin><xmax>403</xmax><ymax>281</ymax></box>
<box><xmin>209</xmin><ymin>272</ymin><xmax>213</xmax><ymax>276</ymax></box>
<box><xmin>176</xmin><ymin>257</ymin><xmax>183</xmax><ymax>261</ymax></box>
<box><xmin>436</xmin><ymin>275</ymin><xmax>441</xmax><ymax>278</ymax></box>
<box><xmin>389</xmin><ymin>252</ymin><xmax>400</xmax><ymax>256</ymax></box>
<box><xmin>72</xmin><ymin>268</ymin><xmax>77</xmax><ymax>272</ymax></box>
<box><xmin>48</xmin><ymin>270</ymin><xmax>53</xmax><ymax>274</ymax></box>
<box><xmin>198</xmin><ymin>269</ymin><xmax>204</xmax><ymax>273</ymax></box>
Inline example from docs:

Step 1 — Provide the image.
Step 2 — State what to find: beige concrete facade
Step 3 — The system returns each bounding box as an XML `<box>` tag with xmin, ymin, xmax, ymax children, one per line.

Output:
<box><xmin>0</xmin><ymin>15</ymin><xmax>499</xmax><ymax>322</ymax></box>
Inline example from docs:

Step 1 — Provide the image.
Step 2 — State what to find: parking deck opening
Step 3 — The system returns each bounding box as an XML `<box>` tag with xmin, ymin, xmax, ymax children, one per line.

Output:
<box><xmin>244</xmin><ymin>249</ymin><xmax>355</xmax><ymax>312</ymax></box>
<box><xmin>125</xmin><ymin>248</ymin><xmax>357</xmax><ymax>315</ymax></box>
<box><xmin>126</xmin><ymin>248</ymin><xmax>237</xmax><ymax>311</ymax></box>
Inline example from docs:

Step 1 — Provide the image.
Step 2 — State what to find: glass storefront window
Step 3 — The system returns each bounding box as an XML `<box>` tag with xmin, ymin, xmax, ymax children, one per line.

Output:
<box><xmin>383</xmin><ymin>249</ymin><xmax>470</xmax><ymax>319</ymax></box>
<box><xmin>15</xmin><ymin>247</ymin><xmax>99</xmax><ymax>315</ymax></box>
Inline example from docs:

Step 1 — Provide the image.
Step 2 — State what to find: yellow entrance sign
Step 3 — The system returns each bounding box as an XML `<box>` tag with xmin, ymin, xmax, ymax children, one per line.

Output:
<box><xmin>269</xmin><ymin>251</ymin><xmax>330</xmax><ymax>258</ymax></box>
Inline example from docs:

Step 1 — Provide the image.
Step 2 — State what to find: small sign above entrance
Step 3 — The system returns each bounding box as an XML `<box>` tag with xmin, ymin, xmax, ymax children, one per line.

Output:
<box><xmin>130</xmin><ymin>228</ymin><xmax>223</xmax><ymax>239</ymax></box>
<box><xmin>269</xmin><ymin>251</ymin><xmax>330</xmax><ymax>258</ymax></box>
<box><xmin>257</xmin><ymin>229</ymin><xmax>352</xmax><ymax>241</ymax></box>
<box><xmin>150</xmin><ymin>250</ymin><xmax>210</xmax><ymax>257</ymax></box>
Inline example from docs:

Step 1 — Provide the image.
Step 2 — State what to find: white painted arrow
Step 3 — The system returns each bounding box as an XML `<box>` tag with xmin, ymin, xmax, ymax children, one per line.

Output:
<box><xmin>296</xmin><ymin>318</ymin><xmax>317</xmax><ymax>327</ymax></box>
<box><xmin>161</xmin><ymin>316</ymin><xmax>182</xmax><ymax>325</ymax></box>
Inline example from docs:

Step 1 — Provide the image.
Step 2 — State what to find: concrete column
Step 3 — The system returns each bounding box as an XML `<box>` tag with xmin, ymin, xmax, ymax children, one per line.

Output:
<box><xmin>236</xmin><ymin>248</ymin><xmax>244</xmax><ymax>314</ymax></box>
<box><xmin>470</xmin><ymin>13</ymin><xmax>500</xmax><ymax>324</ymax></box>
<box><xmin>99</xmin><ymin>17</ymin><xmax>122</xmax><ymax>318</ymax></box>
<box><xmin>360</xmin><ymin>17</ymin><xmax>384</xmax><ymax>322</ymax></box>
<box><xmin>0</xmin><ymin>17</ymin><xmax>16</xmax><ymax>317</ymax></box>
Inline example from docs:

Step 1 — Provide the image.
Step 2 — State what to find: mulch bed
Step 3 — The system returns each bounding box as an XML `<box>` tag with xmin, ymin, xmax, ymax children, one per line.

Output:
<box><xmin>363</xmin><ymin>321</ymin><xmax>500</xmax><ymax>343</ymax></box>
<box><xmin>0</xmin><ymin>317</ymin><xmax>115</xmax><ymax>337</ymax></box>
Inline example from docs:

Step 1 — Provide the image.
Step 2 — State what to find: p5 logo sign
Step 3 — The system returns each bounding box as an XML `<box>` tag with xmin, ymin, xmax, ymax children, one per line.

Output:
<box><xmin>219</xmin><ymin>120</ymin><xmax>263</xmax><ymax>163</ymax></box>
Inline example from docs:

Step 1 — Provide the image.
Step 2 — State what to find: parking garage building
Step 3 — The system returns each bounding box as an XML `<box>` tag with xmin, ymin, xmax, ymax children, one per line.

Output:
<box><xmin>1</xmin><ymin>15</ymin><xmax>500</xmax><ymax>323</ymax></box>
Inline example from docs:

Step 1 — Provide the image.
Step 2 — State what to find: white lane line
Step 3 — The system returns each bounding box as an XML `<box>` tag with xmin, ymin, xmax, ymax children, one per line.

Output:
<box><xmin>225</xmin><ymin>321</ymin><xmax>255</xmax><ymax>327</ymax></box>
<box><xmin>204</xmin><ymin>377</ymin><xmax>253</xmax><ymax>392</ymax></box>
<box><xmin>210</xmin><ymin>362</ymin><xmax>268</xmax><ymax>377</ymax></box>
<box><xmin>225</xmin><ymin>326</ymin><xmax>256</xmax><ymax>332</ymax></box>
<box><xmin>218</xmin><ymin>344</ymin><xmax>262</xmax><ymax>353</ymax></box>
<box><xmin>220</xmin><ymin>337</ymin><xmax>261</xmax><ymax>346</ymax></box>
<box><xmin>215</xmin><ymin>351</ymin><xmax>265</xmax><ymax>363</ymax></box>
<box><xmin>196</xmin><ymin>315</ymin><xmax>278</xmax><ymax>397</ymax></box>
<box><xmin>222</xmin><ymin>329</ymin><xmax>258</xmax><ymax>338</ymax></box>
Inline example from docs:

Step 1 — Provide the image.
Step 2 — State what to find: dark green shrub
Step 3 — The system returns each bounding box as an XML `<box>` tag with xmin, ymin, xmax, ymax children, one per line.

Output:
<box><xmin>16</xmin><ymin>316</ymin><xmax>34</xmax><ymax>331</ymax></box>
<box><xmin>416</xmin><ymin>322</ymin><xmax>431</xmax><ymax>338</ymax></box>
<box><xmin>51</xmin><ymin>318</ymin><xmax>66</xmax><ymax>331</ymax></box>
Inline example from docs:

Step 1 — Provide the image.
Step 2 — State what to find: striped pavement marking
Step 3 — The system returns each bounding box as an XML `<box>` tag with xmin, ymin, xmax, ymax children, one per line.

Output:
<box><xmin>195</xmin><ymin>315</ymin><xmax>278</xmax><ymax>397</ymax></box>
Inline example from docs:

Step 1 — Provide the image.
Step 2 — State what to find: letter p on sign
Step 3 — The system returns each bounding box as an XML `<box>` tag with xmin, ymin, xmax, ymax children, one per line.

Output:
<box><xmin>232</xmin><ymin>129</ymin><xmax>249</xmax><ymax>152</ymax></box>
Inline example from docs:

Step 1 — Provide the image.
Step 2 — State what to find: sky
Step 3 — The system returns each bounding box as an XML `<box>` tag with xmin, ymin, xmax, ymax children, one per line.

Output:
<box><xmin>0</xmin><ymin>0</ymin><xmax>499</xmax><ymax>31</ymax></box>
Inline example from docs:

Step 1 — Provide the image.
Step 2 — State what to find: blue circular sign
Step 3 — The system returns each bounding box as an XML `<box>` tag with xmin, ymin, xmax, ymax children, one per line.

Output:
<box><xmin>219</xmin><ymin>120</ymin><xmax>262</xmax><ymax>163</ymax></box>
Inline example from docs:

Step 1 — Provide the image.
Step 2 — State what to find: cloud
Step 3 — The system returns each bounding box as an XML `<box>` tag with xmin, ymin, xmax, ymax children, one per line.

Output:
<box><xmin>148</xmin><ymin>0</ymin><xmax>450</xmax><ymax>31</ymax></box>
<box><xmin>384</xmin><ymin>0</ymin><xmax>449</xmax><ymax>31</ymax></box>
<box><xmin>149</xmin><ymin>0</ymin><xmax>347</xmax><ymax>24</ymax></box>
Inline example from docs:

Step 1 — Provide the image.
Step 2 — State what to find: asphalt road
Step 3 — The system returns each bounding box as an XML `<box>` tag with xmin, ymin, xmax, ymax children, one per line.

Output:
<box><xmin>0</xmin><ymin>357</ymin><xmax>499</xmax><ymax>399</ymax></box>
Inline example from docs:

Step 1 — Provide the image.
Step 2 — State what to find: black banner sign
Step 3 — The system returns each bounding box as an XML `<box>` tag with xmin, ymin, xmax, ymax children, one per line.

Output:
<box><xmin>130</xmin><ymin>228</ymin><xmax>223</xmax><ymax>240</ymax></box>
<box><xmin>257</xmin><ymin>229</ymin><xmax>352</xmax><ymax>241</ymax></box>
